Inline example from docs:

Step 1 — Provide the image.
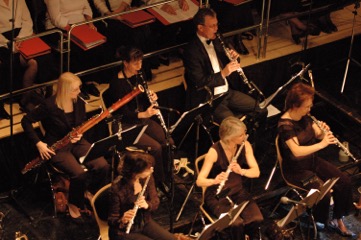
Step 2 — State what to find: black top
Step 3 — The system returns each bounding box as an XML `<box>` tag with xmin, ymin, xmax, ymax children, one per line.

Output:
<box><xmin>21</xmin><ymin>95</ymin><xmax>86</xmax><ymax>146</ymax></box>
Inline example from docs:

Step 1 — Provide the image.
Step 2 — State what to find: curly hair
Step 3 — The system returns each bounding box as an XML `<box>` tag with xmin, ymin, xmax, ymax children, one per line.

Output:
<box><xmin>284</xmin><ymin>82</ymin><xmax>314</xmax><ymax>111</ymax></box>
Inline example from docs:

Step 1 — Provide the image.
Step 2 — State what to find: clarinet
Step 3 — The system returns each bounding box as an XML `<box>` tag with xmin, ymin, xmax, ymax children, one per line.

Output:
<box><xmin>309</xmin><ymin>114</ymin><xmax>358</xmax><ymax>162</ymax></box>
<box><xmin>138</xmin><ymin>71</ymin><xmax>168</xmax><ymax>133</ymax></box>
<box><xmin>216</xmin><ymin>134</ymin><xmax>249</xmax><ymax>195</ymax></box>
<box><xmin>125</xmin><ymin>168</ymin><xmax>153</xmax><ymax>234</ymax></box>
<box><xmin>216</xmin><ymin>33</ymin><xmax>264</xmax><ymax>99</ymax></box>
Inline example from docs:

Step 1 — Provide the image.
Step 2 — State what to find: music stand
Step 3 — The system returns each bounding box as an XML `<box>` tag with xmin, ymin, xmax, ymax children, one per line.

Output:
<box><xmin>80</xmin><ymin>124</ymin><xmax>147</xmax><ymax>180</ymax></box>
<box><xmin>197</xmin><ymin>200</ymin><xmax>250</xmax><ymax>240</ymax></box>
<box><xmin>276</xmin><ymin>178</ymin><xmax>339</xmax><ymax>239</ymax></box>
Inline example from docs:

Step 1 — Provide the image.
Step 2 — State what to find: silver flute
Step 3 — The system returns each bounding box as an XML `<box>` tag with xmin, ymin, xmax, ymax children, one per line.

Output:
<box><xmin>138</xmin><ymin>71</ymin><xmax>168</xmax><ymax>133</ymax></box>
<box><xmin>216</xmin><ymin>33</ymin><xmax>265</xmax><ymax>99</ymax></box>
<box><xmin>216</xmin><ymin>134</ymin><xmax>249</xmax><ymax>195</ymax></box>
<box><xmin>309</xmin><ymin>114</ymin><xmax>358</xmax><ymax>162</ymax></box>
<box><xmin>125</xmin><ymin>168</ymin><xmax>153</xmax><ymax>234</ymax></box>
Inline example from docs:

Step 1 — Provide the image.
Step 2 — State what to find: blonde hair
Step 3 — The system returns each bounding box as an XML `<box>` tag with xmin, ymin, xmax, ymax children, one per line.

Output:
<box><xmin>55</xmin><ymin>72</ymin><xmax>82</xmax><ymax>109</ymax></box>
<box><xmin>219</xmin><ymin>116</ymin><xmax>247</xmax><ymax>143</ymax></box>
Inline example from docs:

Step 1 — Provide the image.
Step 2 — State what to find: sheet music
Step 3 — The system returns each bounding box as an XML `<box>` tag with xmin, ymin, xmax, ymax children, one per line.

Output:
<box><xmin>149</xmin><ymin>0</ymin><xmax>198</xmax><ymax>24</ymax></box>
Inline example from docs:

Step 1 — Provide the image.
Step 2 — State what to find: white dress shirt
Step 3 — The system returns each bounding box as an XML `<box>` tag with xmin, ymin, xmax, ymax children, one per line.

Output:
<box><xmin>0</xmin><ymin>0</ymin><xmax>33</xmax><ymax>47</ymax></box>
<box><xmin>197</xmin><ymin>33</ymin><xmax>228</xmax><ymax>95</ymax></box>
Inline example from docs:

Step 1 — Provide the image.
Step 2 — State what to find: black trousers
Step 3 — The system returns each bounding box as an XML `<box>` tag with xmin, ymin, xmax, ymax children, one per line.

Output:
<box><xmin>51</xmin><ymin>138</ymin><xmax>110</xmax><ymax>208</ymax></box>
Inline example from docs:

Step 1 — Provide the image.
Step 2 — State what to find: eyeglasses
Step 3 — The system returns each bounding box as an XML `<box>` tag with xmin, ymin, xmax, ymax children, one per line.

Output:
<box><xmin>201</xmin><ymin>23</ymin><xmax>219</xmax><ymax>29</ymax></box>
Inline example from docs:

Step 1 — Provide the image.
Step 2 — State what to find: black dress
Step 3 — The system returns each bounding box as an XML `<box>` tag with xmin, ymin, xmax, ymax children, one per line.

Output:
<box><xmin>278</xmin><ymin>116</ymin><xmax>353</xmax><ymax>223</ymax></box>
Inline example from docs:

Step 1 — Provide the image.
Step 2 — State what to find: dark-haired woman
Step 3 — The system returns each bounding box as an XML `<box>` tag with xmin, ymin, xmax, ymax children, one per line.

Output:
<box><xmin>107</xmin><ymin>47</ymin><xmax>173</xmax><ymax>192</ymax></box>
<box><xmin>278</xmin><ymin>82</ymin><xmax>355</xmax><ymax>237</ymax></box>
<box><xmin>108</xmin><ymin>152</ymin><xmax>176</xmax><ymax>240</ymax></box>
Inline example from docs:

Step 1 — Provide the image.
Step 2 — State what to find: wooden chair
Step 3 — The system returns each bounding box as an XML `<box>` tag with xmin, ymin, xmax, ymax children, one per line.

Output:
<box><xmin>91</xmin><ymin>183</ymin><xmax>111</xmax><ymax>240</ymax></box>
<box><xmin>195</xmin><ymin>154</ymin><xmax>216</xmax><ymax>224</ymax></box>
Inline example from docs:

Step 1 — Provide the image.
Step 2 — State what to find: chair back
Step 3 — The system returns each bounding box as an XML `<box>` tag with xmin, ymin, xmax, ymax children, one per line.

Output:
<box><xmin>195</xmin><ymin>154</ymin><xmax>215</xmax><ymax>223</ymax></box>
<box><xmin>91</xmin><ymin>183</ymin><xmax>111</xmax><ymax>240</ymax></box>
<box><xmin>275</xmin><ymin>135</ymin><xmax>307</xmax><ymax>192</ymax></box>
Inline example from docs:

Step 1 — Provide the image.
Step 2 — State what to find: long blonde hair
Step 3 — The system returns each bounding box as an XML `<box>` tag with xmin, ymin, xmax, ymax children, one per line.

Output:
<box><xmin>55</xmin><ymin>72</ymin><xmax>82</xmax><ymax>109</ymax></box>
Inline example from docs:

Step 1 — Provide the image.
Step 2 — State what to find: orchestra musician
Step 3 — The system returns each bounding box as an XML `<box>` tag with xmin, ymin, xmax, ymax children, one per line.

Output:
<box><xmin>182</xmin><ymin>8</ymin><xmax>267</xmax><ymax>125</ymax></box>
<box><xmin>21</xmin><ymin>72</ymin><xmax>110</xmax><ymax>221</ymax></box>
<box><xmin>107</xmin><ymin>47</ymin><xmax>173</xmax><ymax>194</ymax></box>
<box><xmin>196</xmin><ymin>116</ymin><xmax>264</xmax><ymax>240</ymax></box>
<box><xmin>278</xmin><ymin>82</ymin><xmax>355</xmax><ymax>237</ymax></box>
<box><xmin>108</xmin><ymin>151</ymin><xmax>177</xmax><ymax>240</ymax></box>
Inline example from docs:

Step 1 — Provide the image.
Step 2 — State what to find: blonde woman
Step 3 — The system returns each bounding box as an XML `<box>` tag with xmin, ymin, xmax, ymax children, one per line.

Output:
<box><xmin>21</xmin><ymin>72</ymin><xmax>109</xmax><ymax>221</ymax></box>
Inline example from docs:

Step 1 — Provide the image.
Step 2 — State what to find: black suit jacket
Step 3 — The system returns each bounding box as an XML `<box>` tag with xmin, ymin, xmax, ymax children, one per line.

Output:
<box><xmin>182</xmin><ymin>36</ymin><xmax>237</xmax><ymax>109</ymax></box>
<box><xmin>21</xmin><ymin>95</ymin><xmax>87</xmax><ymax>146</ymax></box>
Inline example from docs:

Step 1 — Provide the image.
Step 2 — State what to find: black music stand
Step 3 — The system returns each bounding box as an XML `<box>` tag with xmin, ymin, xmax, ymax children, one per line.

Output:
<box><xmin>170</xmin><ymin>102</ymin><xmax>213</xmax><ymax>159</ymax></box>
<box><xmin>197</xmin><ymin>200</ymin><xmax>250</xmax><ymax>240</ymax></box>
<box><xmin>80</xmin><ymin>124</ymin><xmax>147</xmax><ymax>180</ymax></box>
<box><xmin>277</xmin><ymin>178</ymin><xmax>339</xmax><ymax>239</ymax></box>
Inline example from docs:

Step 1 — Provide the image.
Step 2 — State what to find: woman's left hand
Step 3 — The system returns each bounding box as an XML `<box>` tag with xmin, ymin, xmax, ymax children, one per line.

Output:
<box><xmin>70</xmin><ymin>133</ymin><xmax>83</xmax><ymax>143</ymax></box>
<box><xmin>136</xmin><ymin>196</ymin><xmax>149</xmax><ymax>209</ymax></box>
<box><xmin>149</xmin><ymin>90</ymin><xmax>158</xmax><ymax>102</ymax></box>
<box><xmin>230</xmin><ymin>162</ymin><xmax>242</xmax><ymax>175</ymax></box>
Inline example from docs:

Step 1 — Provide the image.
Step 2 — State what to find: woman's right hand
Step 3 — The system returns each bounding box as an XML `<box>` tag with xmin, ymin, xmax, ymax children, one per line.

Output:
<box><xmin>121</xmin><ymin>209</ymin><xmax>136</xmax><ymax>225</ymax></box>
<box><xmin>36</xmin><ymin>141</ymin><xmax>56</xmax><ymax>160</ymax></box>
<box><xmin>320</xmin><ymin>131</ymin><xmax>336</xmax><ymax>148</ymax></box>
<box><xmin>214</xmin><ymin>171</ymin><xmax>228</xmax><ymax>185</ymax></box>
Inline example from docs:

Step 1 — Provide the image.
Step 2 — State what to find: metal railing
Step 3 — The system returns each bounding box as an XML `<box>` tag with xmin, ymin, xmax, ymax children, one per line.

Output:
<box><xmin>1</xmin><ymin>0</ymin><xmax>351</xmax><ymax>103</ymax></box>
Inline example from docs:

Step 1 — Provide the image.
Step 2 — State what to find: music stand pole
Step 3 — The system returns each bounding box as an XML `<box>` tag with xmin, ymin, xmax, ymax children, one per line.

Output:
<box><xmin>341</xmin><ymin>1</ymin><xmax>361</xmax><ymax>93</ymax></box>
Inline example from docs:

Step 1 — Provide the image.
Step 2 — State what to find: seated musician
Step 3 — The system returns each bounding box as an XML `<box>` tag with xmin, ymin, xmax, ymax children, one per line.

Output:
<box><xmin>182</xmin><ymin>8</ymin><xmax>267</xmax><ymax>134</ymax></box>
<box><xmin>107</xmin><ymin>47</ymin><xmax>173</xmax><ymax>194</ymax></box>
<box><xmin>108</xmin><ymin>151</ymin><xmax>179</xmax><ymax>240</ymax></box>
<box><xmin>196</xmin><ymin>116</ymin><xmax>264</xmax><ymax>240</ymax></box>
<box><xmin>21</xmin><ymin>72</ymin><xmax>110</xmax><ymax>221</ymax></box>
<box><xmin>278</xmin><ymin>82</ymin><xmax>355</xmax><ymax>237</ymax></box>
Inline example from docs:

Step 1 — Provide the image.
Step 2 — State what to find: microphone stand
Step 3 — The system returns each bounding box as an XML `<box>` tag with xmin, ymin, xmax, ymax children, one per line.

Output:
<box><xmin>4</xmin><ymin>0</ymin><xmax>35</xmax><ymax>222</ymax></box>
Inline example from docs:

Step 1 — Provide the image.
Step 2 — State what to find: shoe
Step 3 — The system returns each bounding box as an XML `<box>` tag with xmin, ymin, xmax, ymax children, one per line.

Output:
<box><xmin>0</xmin><ymin>104</ymin><xmax>10</xmax><ymax>120</ymax></box>
<box><xmin>234</xmin><ymin>39</ymin><xmax>249</xmax><ymax>55</ymax></box>
<box><xmin>292</xmin><ymin>34</ymin><xmax>303</xmax><ymax>45</ymax></box>
<box><xmin>328</xmin><ymin>220</ymin><xmax>356</xmax><ymax>237</ymax></box>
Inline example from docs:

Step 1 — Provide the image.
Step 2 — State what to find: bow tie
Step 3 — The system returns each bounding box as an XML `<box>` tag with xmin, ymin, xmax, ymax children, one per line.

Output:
<box><xmin>206</xmin><ymin>39</ymin><xmax>213</xmax><ymax>45</ymax></box>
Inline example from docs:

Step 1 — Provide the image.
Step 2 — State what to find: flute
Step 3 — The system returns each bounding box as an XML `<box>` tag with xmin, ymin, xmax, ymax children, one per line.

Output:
<box><xmin>309</xmin><ymin>114</ymin><xmax>358</xmax><ymax>162</ymax></box>
<box><xmin>216</xmin><ymin>134</ymin><xmax>249</xmax><ymax>195</ymax></box>
<box><xmin>125</xmin><ymin>167</ymin><xmax>153</xmax><ymax>234</ymax></box>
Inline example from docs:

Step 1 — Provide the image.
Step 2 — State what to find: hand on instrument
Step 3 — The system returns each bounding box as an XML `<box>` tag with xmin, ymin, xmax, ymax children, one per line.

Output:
<box><xmin>161</xmin><ymin>4</ymin><xmax>177</xmax><ymax>15</ymax></box>
<box><xmin>70</xmin><ymin>132</ymin><xmax>83</xmax><ymax>143</ymax></box>
<box><xmin>230</xmin><ymin>162</ymin><xmax>242</xmax><ymax>175</ymax></box>
<box><xmin>148</xmin><ymin>90</ymin><xmax>158</xmax><ymax>102</ymax></box>
<box><xmin>135</xmin><ymin>196</ymin><xmax>149</xmax><ymax>209</ymax></box>
<box><xmin>320</xmin><ymin>131</ymin><xmax>336</xmax><ymax>148</ymax></box>
<box><xmin>214</xmin><ymin>172</ymin><xmax>228</xmax><ymax>185</ymax></box>
<box><xmin>222</xmin><ymin>61</ymin><xmax>240</xmax><ymax>77</ymax></box>
<box><xmin>121</xmin><ymin>209</ymin><xmax>136</xmax><ymax>224</ymax></box>
<box><xmin>36</xmin><ymin>141</ymin><xmax>55</xmax><ymax>160</ymax></box>
<box><xmin>227</xmin><ymin>48</ymin><xmax>239</xmax><ymax>60</ymax></box>
<box><xmin>317</xmin><ymin>121</ymin><xmax>330</xmax><ymax>132</ymax></box>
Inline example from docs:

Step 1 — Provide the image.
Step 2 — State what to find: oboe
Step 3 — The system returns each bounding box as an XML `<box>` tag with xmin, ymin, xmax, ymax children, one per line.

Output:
<box><xmin>138</xmin><ymin>71</ymin><xmax>168</xmax><ymax>133</ymax></box>
<box><xmin>216</xmin><ymin>134</ymin><xmax>249</xmax><ymax>195</ymax></box>
<box><xmin>125</xmin><ymin>168</ymin><xmax>153</xmax><ymax>234</ymax></box>
<box><xmin>216</xmin><ymin>33</ymin><xmax>265</xmax><ymax>99</ymax></box>
<box><xmin>309</xmin><ymin>114</ymin><xmax>358</xmax><ymax>162</ymax></box>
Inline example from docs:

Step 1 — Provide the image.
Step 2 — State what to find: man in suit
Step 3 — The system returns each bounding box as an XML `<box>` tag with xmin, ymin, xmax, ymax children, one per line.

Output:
<box><xmin>182</xmin><ymin>7</ymin><xmax>267</xmax><ymax>126</ymax></box>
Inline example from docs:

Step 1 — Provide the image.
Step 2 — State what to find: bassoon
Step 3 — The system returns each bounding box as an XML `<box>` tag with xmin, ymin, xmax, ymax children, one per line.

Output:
<box><xmin>21</xmin><ymin>85</ymin><xmax>143</xmax><ymax>174</ymax></box>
